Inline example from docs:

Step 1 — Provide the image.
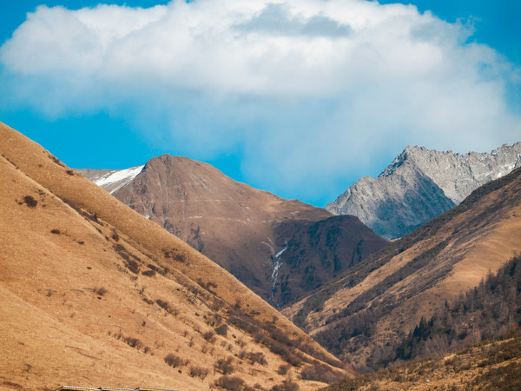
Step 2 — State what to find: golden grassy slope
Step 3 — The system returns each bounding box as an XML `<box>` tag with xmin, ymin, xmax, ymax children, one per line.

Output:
<box><xmin>0</xmin><ymin>122</ymin><xmax>346</xmax><ymax>391</ymax></box>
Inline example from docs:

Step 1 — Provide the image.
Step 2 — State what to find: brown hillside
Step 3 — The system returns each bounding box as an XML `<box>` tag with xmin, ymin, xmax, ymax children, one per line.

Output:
<box><xmin>285</xmin><ymin>165</ymin><xmax>521</xmax><ymax>370</ymax></box>
<box><xmin>0</xmin><ymin>122</ymin><xmax>348</xmax><ymax>391</ymax></box>
<box><xmin>82</xmin><ymin>154</ymin><xmax>386</xmax><ymax>305</ymax></box>
<box><xmin>325</xmin><ymin>335</ymin><xmax>521</xmax><ymax>391</ymax></box>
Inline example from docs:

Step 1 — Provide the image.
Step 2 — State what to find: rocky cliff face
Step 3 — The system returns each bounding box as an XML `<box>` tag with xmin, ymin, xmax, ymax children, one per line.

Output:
<box><xmin>328</xmin><ymin>143</ymin><xmax>521</xmax><ymax>239</ymax></box>
<box><xmin>271</xmin><ymin>215</ymin><xmax>387</xmax><ymax>305</ymax></box>
<box><xmin>80</xmin><ymin>155</ymin><xmax>386</xmax><ymax>306</ymax></box>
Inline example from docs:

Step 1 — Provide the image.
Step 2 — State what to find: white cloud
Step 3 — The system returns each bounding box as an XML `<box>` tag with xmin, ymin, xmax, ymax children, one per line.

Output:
<box><xmin>1</xmin><ymin>0</ymin><xmax>520</xmax><ymax>202</ymax></box>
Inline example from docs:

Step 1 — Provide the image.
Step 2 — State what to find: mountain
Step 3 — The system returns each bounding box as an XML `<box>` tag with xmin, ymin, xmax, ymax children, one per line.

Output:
<box><xmin>285</xmin><ymin>165</ymin><xmax>521</xmax><ymax>370</ymax></box>
<box><xmin>80</xmin><ymin>155</ymin><xmax>386</xmax><ymax>306</ymax></box>
<box><xmin>327</xmin><ymin>143</ymin><xmax>521</xmax><ymax>239</ymax></box>
<box><xmin>326</xmin><ymin>255</ymin><xmax>521</xmax><ymax>390</ymax></box>
<box><xmin>79</xmin><ymin>166</ymin><xmax>144</xmax><ymax>194</ymax></box>
<box><xmin>0</xmin><ymin>122</ymin><xmax>348</xmax><ymax>391</ymax></box>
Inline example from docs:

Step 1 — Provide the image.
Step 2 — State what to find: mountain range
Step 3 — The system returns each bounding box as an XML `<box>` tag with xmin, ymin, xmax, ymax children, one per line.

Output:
<box><xmin>285</xmin><ymin>164</ymin><xmax>521</xmax><ymax>370</ymax></box>
<box><xmin>80</xmin><ymin>155</ymin><xmax>386</xmax><ymax>306</ymax></box>
<box><xmin>327</xmin><ymin>143</ymin><xmax>521</xmax><ymax>239</ymax></box>
<box><xmin>3</xmin><ymin>119</ymin><xmax>521</xmax><ymax>390</ymax></box>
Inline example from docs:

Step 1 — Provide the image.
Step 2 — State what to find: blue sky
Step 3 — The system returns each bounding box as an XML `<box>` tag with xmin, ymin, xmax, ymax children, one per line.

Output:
<box><xmin>0</xmin><ymin>0</ymin><xmax>520</xmax><ymax>206</ymax></box>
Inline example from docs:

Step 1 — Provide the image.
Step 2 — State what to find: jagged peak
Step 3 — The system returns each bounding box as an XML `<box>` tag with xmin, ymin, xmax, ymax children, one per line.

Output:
<box><xmin>378</xmin><ymin>146</ymin><xmax>417</xmax><ymax>177</ymax></box>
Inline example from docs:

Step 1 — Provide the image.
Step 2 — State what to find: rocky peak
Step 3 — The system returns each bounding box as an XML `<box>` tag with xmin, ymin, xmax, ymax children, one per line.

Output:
<box><xmin>328</xmin><ymin>141</ymin><xmax>521</xmax><ymax>239</ymax></box>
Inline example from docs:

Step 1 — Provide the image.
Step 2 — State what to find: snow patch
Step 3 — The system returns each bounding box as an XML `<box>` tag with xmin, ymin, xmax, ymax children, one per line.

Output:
<box><xmin>94</xmin><ymin>165</ymin><xmax>144</xmax><ymax>193</ymax></box>
<box><xmin>274</xmin><ymin>246</ymin><xmax>287</xmax><ymax>259</ymax></box>
<box><xmin>270</xmin><ymin>245</ymin><xmax>288</xmax><ymax>299</ymax></box>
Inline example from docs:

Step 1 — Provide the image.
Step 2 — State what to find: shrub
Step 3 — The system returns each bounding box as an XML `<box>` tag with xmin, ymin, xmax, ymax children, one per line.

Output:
<box><xmin>147</xmin><ymin>263</ymin><xmax>167</xmax><ymax>275</ymax></box>
<box><xmin>215</xmin><ymin>357</ymin><xmax>235</xmax><ymax>375</ymax></box>
<box><xmin>111</xmin><ymin>332</ymin><xmax>149</xmax><ymax>353</ymax></box>
<box><xmin>113</xmin><ymin>243</ymin><xmax>140</xmax><ymax>274</ymax></box>
<box><xmin>197</xmin><ymin>277</ymin><xmax>217</xmax><ymax>291</ymax></box>
<box><xmin>142</xmin><ymin>269</ymin><xmax>156</xmax><ymax>277</ymax></box>
<box><xmin>48</xmin><ymin>153</ymin><xmax>65</xmax><ymax>167</ymax></box>
<box><xmin>87</xmin><ymin>211</ymin><xmax>100</xmax><ymax>223</ymax></box>
<box><xmin>65</xmin><ymin>169</ymin><xmax>74</xmax><ymax>175</ymax></box>
<box><xmin>203</xmin><ymin>330</ymin><xmax>216</xmax><ymax>343</ymax></box>
<box><xmin>50</xmin><ymin>229</ymin><xmax>61</xmax><ymax>235</ymax></box>
<box><xmin>237</xmin><ymin>338</ymin><xmax>247</xmax><ymax>348</ymax></box>
<box><xmin>254</xmin><ymin>335</ymin><xmax>301</xmax><ymax>367</ymax></box>
<box><xmin>124</xmin><ymin>337</ymin><xmax>143</xmax><ymax>349</ymax></box>
<box><xmin>227</xmin><ymin>305</ymin><xmax>304</xmax><ymax>367</ymax></box>
<box><xmin>239</xmin><ymin>351</ymin><xmax>268</xmax><ymax>366</ymax></box>
<box><xmin>277</xmin><ymin>364</ymin><xmax>291</xmax><ymax>375</ymax></box>
<box><xmin>174</xmin><ymin>253</ymin><xmax>187</xmax><ymax>263</ymax></box>
<box><xmin>163</xmin><ymin>248</ymin><xmax>187</xmax><ymax>263</ymax></box>
<box><xmin>93</xmin><ymin>287</ymin><xmax>107</xmax><ymax>296</ymax></box>
<box><xmin>155</xmin><ymin>299</ymin><xmax>179</xmax><ymax>316</ymax></box>
<box><xmin>270</xmin><ymin>380</ymin><xmax>299</xmax><ymax>391</ymax></box>
<box><xmin>215</xmin><ymin>375</ymin><xmax>246</xmax><ymax>390</ymax></box>
<box><xmin>23</xmin><ymin>195</ymin><xmax>38</xmax><ymax>208</ymax></box>
<box><xmin>189</xmin><ymin>366</ymin><xmax>209</xmax><ymax>380</ymax></box>
<box><xmin>300</xmin><ymin>363</ymin><xmax>344</xmax><ymax>384</ymax></box>
<box><xmin>215</xmin><ymin>324</ymin><xmax>229</xmax><ymax>337</ymax></box>
<box><xmin>298</xmin><ymin>342</ymin><xmax>344</xmax><ymax>369</ymax></box>
<box><xmin>164</xmin><ymin>353</ymin><xmax>187</xmax><ymax>368</ymax></box>
<box><xmin>156</xmin><ymin>298</ymin><xmax>169</xmax><ymax>310</ymax></box>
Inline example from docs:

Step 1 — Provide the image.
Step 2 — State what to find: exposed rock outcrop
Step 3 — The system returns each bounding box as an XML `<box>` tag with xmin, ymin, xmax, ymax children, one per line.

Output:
<box><xmin>328</xmin><ymin>143</ymin><xmax>521</xmax><ymax>239</ymax></box>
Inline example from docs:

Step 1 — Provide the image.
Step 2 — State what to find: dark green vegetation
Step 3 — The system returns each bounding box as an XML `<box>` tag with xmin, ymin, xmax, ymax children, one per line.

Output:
<box><xmin>324</xmin><ymin>335</ymin><xmax>521</xmax><ymax>391</ymax></box>
<box><xmin>272</xmin><ymin>215</ymin><xmax>387</xmax><ymax>306</ymax></box>
<box><xmin>395</xmin><ymin>255</ymin><xmax>521</xmax><ymax>362</ymax></box>
<box><xmin>323</xmin><ymin>256</ymin><xmax>521</xmax><ymax>390</ymax></box>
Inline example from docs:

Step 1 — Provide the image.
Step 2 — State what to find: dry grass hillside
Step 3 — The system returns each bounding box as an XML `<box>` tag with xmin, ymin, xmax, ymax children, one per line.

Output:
<box><xmin>324</xmin><ymin>335</ymin><xmax>521</xmax><ymax>391</ymax></box>
<box><xmin>285</xmin><ymin>165</ymin><xmax>521</xmax><ymax>370</ymax></box>
<box><xmin>81</xmin><ymin>155</ymin><xmax>386</xmax><ymax>306</ymax></box>
<box><xmin>0</xmin><ymin>122</ymin><xmax>348</xmax><ymax>391</ymax></box>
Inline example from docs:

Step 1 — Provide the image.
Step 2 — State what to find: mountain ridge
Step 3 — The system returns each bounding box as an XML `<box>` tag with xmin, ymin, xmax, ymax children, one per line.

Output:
<box><xmin>327</xmin><ymin>142</ymin><xmax>521</xmax><ymax>238</ymax></box>
<box><xmin>285</xmin><ymin>164</ymin><xmax>521</xmax><ymax>370</ymax></box>
<box><xmin>80</xmin><ymin>153</ymin><xmax>387</xmax><ymax>306</ymax></box>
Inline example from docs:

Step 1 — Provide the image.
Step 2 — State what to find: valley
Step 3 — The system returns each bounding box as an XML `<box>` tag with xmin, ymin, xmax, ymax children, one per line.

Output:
<box><xmin>2</xmin><ymin>121</ymin><xmax>521</xmax><ymax>390</ymax></box>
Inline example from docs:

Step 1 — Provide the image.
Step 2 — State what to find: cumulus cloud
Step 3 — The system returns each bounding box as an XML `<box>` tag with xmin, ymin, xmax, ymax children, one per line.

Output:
<box><xmin>235</xmin><ymin>3</ymin><xmax>352</xmax><ymax>37</ymax></box>
<box><xmin>1</xmin><ymin>0</ymin><xmax>520</xmax><ymax>202</ymax></box>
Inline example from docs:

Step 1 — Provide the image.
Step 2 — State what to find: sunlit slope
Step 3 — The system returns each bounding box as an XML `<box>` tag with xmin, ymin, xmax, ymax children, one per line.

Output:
<box><xmin>0</xmin><ymin>122</ymin><xmax>346</xmax><ymax>391</ymax></box>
